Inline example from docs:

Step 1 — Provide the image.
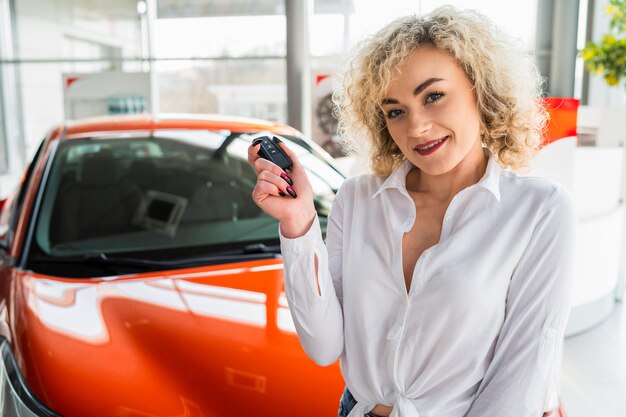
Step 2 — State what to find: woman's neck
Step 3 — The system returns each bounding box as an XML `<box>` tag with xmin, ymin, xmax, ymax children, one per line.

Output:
<box><xmin>405</xmin><ymin>145</ymin><xmax>489</xmax><ymax>203</ymax></box>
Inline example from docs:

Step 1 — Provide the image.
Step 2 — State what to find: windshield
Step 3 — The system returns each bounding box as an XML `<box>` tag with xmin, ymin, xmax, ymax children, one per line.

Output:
<box><xmin>28</xmin><ymin>130</ymin><xmax>344</xmax><ymax>276</ymax></box>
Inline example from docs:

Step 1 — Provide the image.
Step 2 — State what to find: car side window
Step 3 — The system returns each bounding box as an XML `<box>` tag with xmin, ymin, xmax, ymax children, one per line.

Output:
<box><xmin>0</xmin><ymin>139</ymin><xmax>45</xmax><ymax>252</ymax></box>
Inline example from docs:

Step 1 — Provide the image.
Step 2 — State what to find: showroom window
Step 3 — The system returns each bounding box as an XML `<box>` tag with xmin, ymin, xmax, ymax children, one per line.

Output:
<box><xmin>154</xmin><ymin>9</ymin><xmax>287</xmax><ymax>120</ymax></box>
<box><xmin>12</xmin><ymin>0</ymin><xmax>144</xmax><ymax>162</ymax></box>
<box><xmin>2</xmin><ymin>0</ymin><xmax>541</xmax><ymax>184</ymax></box>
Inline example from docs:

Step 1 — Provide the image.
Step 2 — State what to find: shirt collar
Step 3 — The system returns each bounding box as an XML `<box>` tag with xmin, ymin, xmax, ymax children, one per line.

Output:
<box><xmin>372</xmin><ymin>147</ymin><xmax>501</xmax><ymax>202</ymax></box>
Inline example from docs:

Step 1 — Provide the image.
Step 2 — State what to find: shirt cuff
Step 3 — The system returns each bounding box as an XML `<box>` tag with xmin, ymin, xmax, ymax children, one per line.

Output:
<box><xmin>279</xmin><ymin>214</ymin><xmax>324</xmax><ymax>255</ymax></box>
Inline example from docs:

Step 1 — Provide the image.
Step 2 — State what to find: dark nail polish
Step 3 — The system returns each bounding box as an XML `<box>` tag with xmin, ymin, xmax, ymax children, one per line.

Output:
<box><xmin>286</xmin><ymin>186</ymin><xmax>297</xmax><ymax>198</ymax></box>
<box><xmin>280</xmin><ymin>172</ymin><xmax>293</xmax><ymax>186</ymax></box>
<box><xmin>272</xmin><ymin>136</ymin><xmax>283</xmax><ymax>144</ymax></box>
<box><xmin>278</xmin><ymin>191</ymin><xmax>286</xmax><ymax>197</ymax></box>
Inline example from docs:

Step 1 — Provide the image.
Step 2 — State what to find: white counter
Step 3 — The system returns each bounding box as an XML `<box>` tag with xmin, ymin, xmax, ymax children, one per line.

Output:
<box><xmin>527</xmin><ymin>137</ymin><xmax>623</xmax><ymax>336</ymax></box>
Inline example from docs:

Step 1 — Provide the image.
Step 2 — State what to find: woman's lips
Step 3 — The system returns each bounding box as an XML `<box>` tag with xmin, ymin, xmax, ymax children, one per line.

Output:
<box><xmin>415</xmin><ymin>136</ymin><xmax>449</xmax><ymax>156</ymax></box>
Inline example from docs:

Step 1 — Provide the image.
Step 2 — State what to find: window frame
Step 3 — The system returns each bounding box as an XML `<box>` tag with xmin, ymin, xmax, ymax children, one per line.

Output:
<box><xmin>0</xmin><ymin>138</ymin><xmax>45</xmax><ymax>254</ymax></box>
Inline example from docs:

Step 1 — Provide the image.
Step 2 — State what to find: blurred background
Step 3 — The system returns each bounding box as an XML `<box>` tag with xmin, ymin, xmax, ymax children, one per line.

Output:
<box><xmin>5</xmin><ymin>0</ymin><xmax>624</xmax><ymax>177</ymax></box>
<box><xmin>0</xmin><ymin>0</ymin><xmax>625</xmax><ymax>415</ymax></box>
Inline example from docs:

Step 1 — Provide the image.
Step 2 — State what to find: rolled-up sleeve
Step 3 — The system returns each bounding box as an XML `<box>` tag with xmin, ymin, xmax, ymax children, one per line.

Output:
<box><xmin>279</xmin><ymin>187</ymin><xmax>346</xmax><ymax>366</ymax></box>
<box><xmin>465</xmin><ymin>184</ymin><xmax>577</xmax><ymax>417</ymax></box>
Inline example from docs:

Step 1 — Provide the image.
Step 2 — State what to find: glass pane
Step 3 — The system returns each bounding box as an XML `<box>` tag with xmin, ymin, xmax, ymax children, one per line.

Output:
<box><xmin>14</xmin><ymin>0</ymin><xmax>143</xmax><ymax>60</ymax></box>
<box><xmin>420</xmin><ymin>0</ymin><xmax>537</xmax><ymax>48</ymax></box>
<box><xmin>156</xmin><ymin>58</ymin><xmax>287</xmax><ymax>122</ymax></box>
<box><xmin>14</xmin><ymin>0</ymin><xmax>145</xmax><ymax>154</ymax></box>
<box><xmin>153</xmin><ymin>10</ymin><xmax>288</xmax><ymax>122</ymax></box>
<box><xmin>18</xmin><ymin>63</ymin><xmax>65</xmax><ymax>159</ymax></box>
<box><xmin>32</xmin><ymin>132</ymin><xmax>337</xmax><ymax>261</ymax></box>
<box><xmin>311</xmin><ymin>13</ymin><xmax>348</xmax><ymax>57</ymax></box>
<box><xmin>154</xmin><ymin>15</ymin><xmax>286</xmax><ymax>59</ymax></box>
<box><xmin>345</xmin><ymin>0</ymin><xmax>537</xmax><ymax>50</ymax></box>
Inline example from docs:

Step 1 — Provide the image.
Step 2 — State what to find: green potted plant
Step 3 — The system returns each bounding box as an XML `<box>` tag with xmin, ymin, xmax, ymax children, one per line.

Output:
<box><xmin>581</xmin><ymin>0</ymin><xmax>626</xmax><ymax>87</ymax></box>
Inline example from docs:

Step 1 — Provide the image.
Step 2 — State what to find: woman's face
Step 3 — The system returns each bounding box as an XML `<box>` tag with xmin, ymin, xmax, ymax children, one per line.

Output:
<box><xmin>381</xmin><ymin>45</ymin><xmax>484</xmax><ymax>177</ymax></box>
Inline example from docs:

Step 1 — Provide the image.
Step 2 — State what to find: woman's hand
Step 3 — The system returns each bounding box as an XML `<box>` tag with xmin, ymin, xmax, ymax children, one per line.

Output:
<box><xmin>247</xmin><ymin>138</ymin><xmax>316</xmax><ymax>238</ymax></box>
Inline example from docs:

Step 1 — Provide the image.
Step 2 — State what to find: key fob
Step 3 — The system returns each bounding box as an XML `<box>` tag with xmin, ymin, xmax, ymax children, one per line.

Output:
<box><xmin>253</xmin><ymin>136</ymin><xmax>293</xmax><ymax>172</ymax></box>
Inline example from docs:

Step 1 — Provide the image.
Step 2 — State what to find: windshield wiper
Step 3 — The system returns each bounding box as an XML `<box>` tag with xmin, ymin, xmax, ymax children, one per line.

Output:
<box><xmin>29</xmin><ymin>244</ymin><xmax>281</xmax><ymax>270</ymax></box>
<box><xmin>29</xmin><ymin>253</ymin><xmax>158</xmax><ymax>269</ymax></box>
<box><xmin>154</xmin><ymin>243</ymin><xmax>282</xmax><ymax>267</ymax></box>
<box><xmin>244</xmin><ymin>243</ymin><xmax>280</xmax><ymax>254</ymax></box>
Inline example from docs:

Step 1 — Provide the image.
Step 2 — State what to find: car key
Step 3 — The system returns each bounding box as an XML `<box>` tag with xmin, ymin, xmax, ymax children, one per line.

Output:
<box><xmin>252</xmin><ymin>136</ymin><xmax>293</xmax><ymax>173</ymax></box>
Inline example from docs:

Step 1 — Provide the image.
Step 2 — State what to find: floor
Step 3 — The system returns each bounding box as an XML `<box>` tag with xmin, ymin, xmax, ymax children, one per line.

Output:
<box><xmin>561</xmin><ymin>301</ymin><xmax>626</xmax><ymax>417</ymax></box>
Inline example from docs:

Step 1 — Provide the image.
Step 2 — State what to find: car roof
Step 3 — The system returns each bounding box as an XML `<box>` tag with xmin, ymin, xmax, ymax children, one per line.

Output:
<box><xmin>57</xmin><ymin>113</ymin><xmax>301</xmax><ymax>139</ymax></box>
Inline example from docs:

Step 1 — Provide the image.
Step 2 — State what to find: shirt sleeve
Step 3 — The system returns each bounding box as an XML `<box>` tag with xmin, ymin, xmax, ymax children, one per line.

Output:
<box><xmin>465</xmin><ymin>184</ymin><xmax>577</xmax><ymax>417</ymax></box>
<box><xmin>278</xmin><ymin>186</ymin><xmax>346</xmax><ymax>366</ymax></box>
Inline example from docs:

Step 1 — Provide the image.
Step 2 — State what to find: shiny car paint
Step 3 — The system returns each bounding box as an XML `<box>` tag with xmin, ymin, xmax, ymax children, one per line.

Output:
<box><xmin>8</xmin><ymin>261</ymin><xmax>344</xmax><ymax>416</ymax></box>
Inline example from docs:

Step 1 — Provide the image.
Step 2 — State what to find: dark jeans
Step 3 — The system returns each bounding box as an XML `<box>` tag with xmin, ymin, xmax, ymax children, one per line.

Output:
<box><xmin>338</xmin><ymin>386</ymin><xmax>358</xmax><ymax>417</ymax></box>
<box><xmin>338</xmin><ymin>387</ymin><xmax>383</xmax><ymax>417</ymax></box>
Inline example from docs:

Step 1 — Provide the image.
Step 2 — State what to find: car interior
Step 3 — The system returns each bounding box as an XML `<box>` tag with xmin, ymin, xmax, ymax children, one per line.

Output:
<box><xmin>43</xmin><ymin>136</ymin><xmax>267</xmax><ymax>252</ymax></box>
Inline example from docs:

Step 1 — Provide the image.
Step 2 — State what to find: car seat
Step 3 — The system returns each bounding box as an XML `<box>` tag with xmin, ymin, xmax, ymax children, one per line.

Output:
<box><xmin>49</xmin><ymin>150</ymin><xmax>142</xmax><ymax>244</ymax></box>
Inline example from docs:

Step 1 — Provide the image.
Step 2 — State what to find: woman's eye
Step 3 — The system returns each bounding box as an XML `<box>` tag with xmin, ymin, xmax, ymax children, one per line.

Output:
<box><xmin>425</xmin><ymin>92</ymin><xmax>444</xmax><ymax>104</ymax></box>
<box><xmin>386</xmin><ymin>109</ymin><xmax>403</xmax><ymax>119</ymax></box>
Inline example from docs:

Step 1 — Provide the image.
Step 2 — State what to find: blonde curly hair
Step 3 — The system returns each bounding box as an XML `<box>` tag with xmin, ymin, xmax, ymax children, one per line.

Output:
<box><xmin>333</xmin><ymin>6</ymin><xmax>548</xmax><ymax>176</ymax></box>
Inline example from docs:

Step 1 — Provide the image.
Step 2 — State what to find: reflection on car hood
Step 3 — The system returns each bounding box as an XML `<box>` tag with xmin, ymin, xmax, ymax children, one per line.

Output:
<box><xmin>12</xmin><ymin>259</ymin><xmax>342</xmax><ymax>417</ymax></box>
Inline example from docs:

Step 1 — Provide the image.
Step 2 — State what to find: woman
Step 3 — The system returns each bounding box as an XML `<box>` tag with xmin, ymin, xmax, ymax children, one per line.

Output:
<box><xmin>248</xmin><ymin>6</ymin><xmax>575</xmax><ymax>417</ymax></box>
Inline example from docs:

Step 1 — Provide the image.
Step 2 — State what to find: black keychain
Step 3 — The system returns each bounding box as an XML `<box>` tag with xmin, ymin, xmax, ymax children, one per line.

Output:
<box><xmin>253</xmin><ymin>136</ymin><xmax>293</xmax><ymax>173</ymax></box>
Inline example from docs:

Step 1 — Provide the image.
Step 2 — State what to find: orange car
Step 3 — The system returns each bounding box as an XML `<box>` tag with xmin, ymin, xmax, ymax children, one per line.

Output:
<box><xmin>0</xmin><ymin>114</ymin><xmax>569</xmax><ymax>417</ymax></box>
<box><xmin>0</xmin><ymin>114</ymin><xmax>346</xmax><ymax>416</ymax></box>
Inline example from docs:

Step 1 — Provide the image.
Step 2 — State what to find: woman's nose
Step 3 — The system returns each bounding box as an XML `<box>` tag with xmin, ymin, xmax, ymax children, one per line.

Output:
<box><xmin>406</xmin><ymin>111</ymin><xmax>432</xmax><ymax>136</ymax></box>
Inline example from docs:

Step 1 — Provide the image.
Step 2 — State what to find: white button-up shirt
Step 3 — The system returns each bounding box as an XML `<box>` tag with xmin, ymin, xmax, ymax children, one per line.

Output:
<box><xmin>279</xmin><ymin>147</ymin><xmax>576</xmax><ymax>417</ymax></box>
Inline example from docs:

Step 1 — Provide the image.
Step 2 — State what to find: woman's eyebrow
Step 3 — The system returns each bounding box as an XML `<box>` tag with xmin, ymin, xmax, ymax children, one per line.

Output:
<box><xmin>381</xmin><ymin>77</ymin><xmax>444</xmax><ymax>105</ymax></box>
<box><xmin>414</xmin><ymin>77</ymin><xmax>443</xmax><ymax>95</ymax></box>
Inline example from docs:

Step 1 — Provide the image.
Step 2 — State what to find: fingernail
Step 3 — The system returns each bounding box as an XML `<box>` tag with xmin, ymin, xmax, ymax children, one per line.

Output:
<box><xmin>286</xmin><ymin>186</ymin><xmax>297</xmax><ymax>198</ymax></box>
<box><xmin>278</xmin><ymin>191</ymin><xmax>286</xmax><ymax>197</ymax></box>
<box><xmin>273</xmin><ymin>136</ymin><xmax>283</xmax><ymax>143</ymax></box>
<box><xmin>280</xmin><ymin>172</ymin><xmax>293</xmax><ymax>186</ymax></box>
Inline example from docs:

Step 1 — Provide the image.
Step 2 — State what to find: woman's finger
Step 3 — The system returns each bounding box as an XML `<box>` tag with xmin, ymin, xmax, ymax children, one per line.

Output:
<box><xmin>253</xmin><ymin>157</ymin><xmax>294</xmax><ymax>183</ymax></box>
<box><xmin>253</xmin><ymin>179</ymin><xmax>286</xmax><ymax>202</ymax></box>
<box><xmin>248</xmin><ymin>138</ymin><xmax>307</xmax><ymax>199</ymax></box>
<box><xmin>258</xmin><ymin>169</ymin><xmax>294</xmax><ymax>191</ymax></box>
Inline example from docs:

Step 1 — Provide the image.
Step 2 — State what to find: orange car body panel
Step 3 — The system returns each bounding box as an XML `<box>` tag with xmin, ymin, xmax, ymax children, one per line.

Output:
<box><xmin>5</xmin><ymin>259</ymin><xmax>344</xmax><ymax>416</ymax></box>
<box><xmin>61</xmin><ymin>114</ymin><xmax>301</xmax><ymax>138</ymax></box>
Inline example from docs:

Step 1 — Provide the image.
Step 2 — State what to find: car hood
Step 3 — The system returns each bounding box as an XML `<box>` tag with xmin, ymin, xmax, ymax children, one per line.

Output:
<box><xmin>11</xmin><ymin>259</ymin><xmax>342</xmax><ymax>417</ymax></box>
